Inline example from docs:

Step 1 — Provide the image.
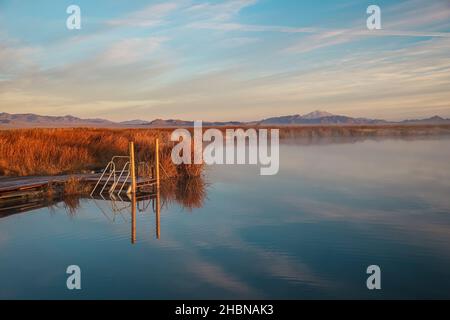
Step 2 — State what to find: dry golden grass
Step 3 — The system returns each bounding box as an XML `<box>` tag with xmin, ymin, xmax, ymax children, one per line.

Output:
<box><xmin>0</xmin><ymin>128</ymin><xmax>203</xmax><ymax>178</ymax></box>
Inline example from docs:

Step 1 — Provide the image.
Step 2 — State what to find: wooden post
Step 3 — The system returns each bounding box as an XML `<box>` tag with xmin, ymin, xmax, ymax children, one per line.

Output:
<box><xmin>156</xmin><ymin>186</ymin><xmax>161</xmax><ymax>240</ymax></box>
<box><xmin>129</xmin><ymin>141</ymin><xmax>136</xmax><ymax>194</ymax></box>
<box><xmin>155</xmin><ymin>139</ymin><xmax>160</xmax><ymax>190</ymax></box>
<box><xmin>131</xmin><ymin>192</ymin><xmax>136</xmax><ymax>244</ymax></box>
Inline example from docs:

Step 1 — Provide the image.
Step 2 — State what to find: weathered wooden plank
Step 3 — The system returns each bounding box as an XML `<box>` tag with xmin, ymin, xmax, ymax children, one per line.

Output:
<box><xmin>0</xmin><ymin>183</ymin><xmax>47</xmax><ymax>194</ymax></box>
<box><xmin>0</xmin><ymin>172</ymin><xmax>156</xmax><ymax>200</ymax></box>
<box><xmin>0</xmin><ymin>190</ymin><xmax>44</xmax><ymax>200</ymax></box>
<box><xmin>0</xmin><ymin>174</ymin><xmax>100</xmax><ymax>195</ymax></box>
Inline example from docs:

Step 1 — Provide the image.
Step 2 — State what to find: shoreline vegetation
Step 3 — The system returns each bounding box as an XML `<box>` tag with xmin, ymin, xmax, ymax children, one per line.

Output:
<box><xmin>0</xmin><ymin>125</ymin><xmax>449</xmax><ymax>178</ymax></box>
<box><xmin>0</xmin><ymin>128</ymin><xmax>203</xmax><ymax>177</ymax></box>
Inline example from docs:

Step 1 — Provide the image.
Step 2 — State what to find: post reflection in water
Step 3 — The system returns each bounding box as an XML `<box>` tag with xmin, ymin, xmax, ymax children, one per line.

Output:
<box><xmin>128</xmin><ymin>185</ymin><xmax>161</xmax><ymax>244</ymax></box>
<box><xmin>129</xmin><ymin>190</ymin><xmax>160</xmax><ymax>244</ymax></box>
<box><xmin>125</xmin><ymin>177</ymin><xmax>206</xmax><ymax>244</ymax></box>
<box><xmin>156</xmin><ymin>186</ymin><xmax>161</xmax><ymax>240</ymax></box>
<box><xmin>131</xmin><ymin>192</ymin><xmax>136</xmax><ymax>244</ymax></box>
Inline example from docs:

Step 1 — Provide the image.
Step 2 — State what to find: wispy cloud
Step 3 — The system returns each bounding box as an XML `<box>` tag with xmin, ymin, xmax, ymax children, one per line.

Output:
<box><xmin>188</xmin><ymin>21</ymin><xmax>317</xmax><ymax>33</ymax></box>
<box><xmin>100</xmin><ymin>36</ymin><xmax>167</xmax><ymax>65</ymax></box>
<box><xmin>219</xmin><ymin>36</ymin><xmax>260</xmax><ymax>47</ymax></box>
<box><xmin>285</xmin><ymin>0</ymin><xmax>450</xmax><ymax>54</ymax></box>
<box><xmin>0</xmin><ymin>38</ymin><xmax>40</xmax><ymax>76</ymax></box>
<box><xmin>184</xmin><ymin>0</ymin><xmax>258</xmax><ymax>21</ymax></box>
<box><xmin>106</xmin><ymin>2</ymin><xmax>179</xmax><ymax>27</ymax></box>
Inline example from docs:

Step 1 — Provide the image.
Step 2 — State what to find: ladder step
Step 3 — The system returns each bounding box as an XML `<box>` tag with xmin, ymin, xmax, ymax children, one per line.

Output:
<box><xmin>91</xmin><ymin>156</ymin><xmax>156</xmax><ymax>196</ymax></box>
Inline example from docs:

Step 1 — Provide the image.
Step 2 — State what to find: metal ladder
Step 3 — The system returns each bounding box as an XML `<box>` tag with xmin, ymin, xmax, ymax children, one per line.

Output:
<box><xmin>90</xmin><ymin>156</ymin><xmax>131</xmax><ymax>196</ymax></box>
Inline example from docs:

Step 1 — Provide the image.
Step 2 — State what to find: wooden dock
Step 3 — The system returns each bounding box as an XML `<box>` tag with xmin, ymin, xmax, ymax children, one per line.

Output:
<box><xmin>0</xmin><ymin>174</ymin><xmax>157</xmax><ymax>200</ymax></box>
<box><xmin>0</xmin><ymin>174</ymin><xmax>96</xmax><ymax>200</ymax></box>
<box><xmin>0</xmin><ymin>139</ymin><xmax>161</xmax><ymax>205</ymax></box>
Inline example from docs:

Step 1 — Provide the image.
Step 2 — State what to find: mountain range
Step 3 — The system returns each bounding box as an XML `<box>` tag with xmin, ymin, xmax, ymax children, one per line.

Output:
<box><xmin>1</xmin><ymin>111</ymin><xmax>449</xmax><ymax>128</ymax></box>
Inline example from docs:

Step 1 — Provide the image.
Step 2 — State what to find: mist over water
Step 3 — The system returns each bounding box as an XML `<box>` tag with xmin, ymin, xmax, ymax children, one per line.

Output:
<box><xmin>1</xmin><ymin>137</ymin><xmax>450</xmax><ymax>299</ymax></box>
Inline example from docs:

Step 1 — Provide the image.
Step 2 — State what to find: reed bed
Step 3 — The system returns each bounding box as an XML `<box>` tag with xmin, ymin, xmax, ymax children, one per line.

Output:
<box><xmin>0</xmin><ymin>128</ymin><xmax>203</xmax><ymax>178</ymax></box>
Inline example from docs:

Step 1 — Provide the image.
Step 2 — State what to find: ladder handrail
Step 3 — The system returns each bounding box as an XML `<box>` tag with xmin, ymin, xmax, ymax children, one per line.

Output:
<box><xmin>90</xmin><ymin>161</ymin><xmax>114</xmax><ymax>196</ymax></box>
<box><xmin>99</xmin><ymin>163</ymin><xmax>116</xmax><ymax>194</ymax></box>
<box><xmin>119</xmin><ymin>170</ymin><xmax>131</xmax><ymax>194</ymax></box>
<box><xmin>110</xmin><ymin>161</ymin><xmax>130</xmax><ymax>194</ymax></box>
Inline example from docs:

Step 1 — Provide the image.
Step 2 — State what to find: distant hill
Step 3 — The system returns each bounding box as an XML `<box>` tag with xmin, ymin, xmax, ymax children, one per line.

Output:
<box><xmin>119</xmin><ymin>119</ymin><xmax>152</xmax><ymax>126</ymax></box>
<box><xmin>302</xmin><ymin>110</ymin><xmax>335</xmax><ymax>119</ymax></box>
<box><xmin>147</xmin><ymin>119</ymin><xmax>246</xmax><ymax>127</ymax></box>
<box><xmin>0</xmin><ymin>112</ymin><xmax>117</xmax><ymax>128</ymax></box>
<box><xmin>1</xmin><ymin>110</ymin><xmax>449</xmax><ymax>128</ymax></box>
<box><xmin>148</xmin><ymin>119</ymin><xmax>194</xmax><ymax>127</ymax></box>
<box><xmin>401</xmin><ymin>116</ymin><xmax>450</xmax><ymax>124</ymax></box>
<box><xmin>259</xmin><ymin>111</ymin><xmax>387</xmax><ymax>125</ymax></box>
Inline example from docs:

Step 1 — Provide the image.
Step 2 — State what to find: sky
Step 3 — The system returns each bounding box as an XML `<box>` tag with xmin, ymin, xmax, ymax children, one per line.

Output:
<box><xmin>0</xmin><ymin>0</ymin><xmax>449</xmax><ymax>122</ymax></box>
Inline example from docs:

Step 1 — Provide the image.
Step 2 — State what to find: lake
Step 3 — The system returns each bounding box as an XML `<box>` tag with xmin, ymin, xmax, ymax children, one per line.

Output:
<box><xmin>1</xmin><ymin>137</ymin><xmax>450</xmax><ymax>299</ymax></box>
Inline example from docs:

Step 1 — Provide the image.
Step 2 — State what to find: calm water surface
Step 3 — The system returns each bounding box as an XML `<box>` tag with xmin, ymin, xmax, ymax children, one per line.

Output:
<box><xmin>1</xmin><ymin>137</ymin><xmax>450</xmax><ymax>299</ymax></box>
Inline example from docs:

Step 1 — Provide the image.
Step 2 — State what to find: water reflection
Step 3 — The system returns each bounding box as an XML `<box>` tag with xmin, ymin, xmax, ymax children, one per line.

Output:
<box><xmin>0</xmin><ymin>176</ymin><xmax>207</xmax><ymax>244</ymax></box>
<box><xmin>160</xmin><ymin>177</ymin><xmax>207</xmax><ymax>210</ymax></box>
